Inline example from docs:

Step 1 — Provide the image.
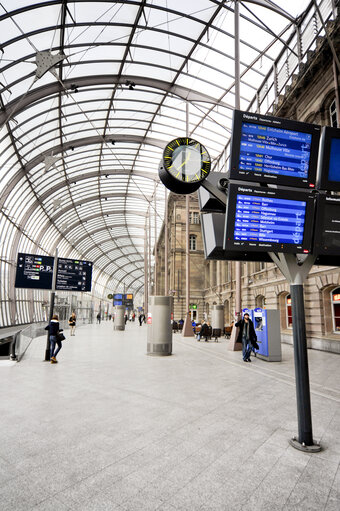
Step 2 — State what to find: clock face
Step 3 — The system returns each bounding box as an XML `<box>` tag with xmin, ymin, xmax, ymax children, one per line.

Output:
<box><xmin>163</xmin><ymin>138</ymin><xmax>211</xmax><ymax>184</ymax></box>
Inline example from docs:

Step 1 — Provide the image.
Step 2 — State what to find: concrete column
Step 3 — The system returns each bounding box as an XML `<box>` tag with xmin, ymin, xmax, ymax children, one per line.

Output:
<box><xmin>114</xmin><ymin>305</ymin><xmax>125</xmax><ymax>330</ymax></box>
<box><xmin>147</xmin><ymin>296</ymin><xmax>173</xmax><ymax>356</ymax></box>
<box><xmin>211</xmin><ymin>305</ymin><xmax>224</xmax><ymax>330</ymax></box>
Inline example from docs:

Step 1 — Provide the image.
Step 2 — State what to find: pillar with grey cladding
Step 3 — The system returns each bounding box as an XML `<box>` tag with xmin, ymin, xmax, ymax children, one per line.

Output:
<box><xmin>211</xmin><ymin>305</ymin><xmax>224</xmax><ymax>330</ymax></box>
<box><xmin>147</xmin><ymin>296</ymin><xmax>173</xmax><ymax>356</ymax></box>
<box><xmin>114</xmin><ymin>305</ymin><xmax>125</xmax><ymax>331</ymax></box>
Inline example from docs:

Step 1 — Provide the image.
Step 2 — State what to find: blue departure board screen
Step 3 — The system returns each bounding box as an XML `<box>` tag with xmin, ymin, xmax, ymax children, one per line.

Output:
<box><xmin>229</xmin><ymin>110</ymin><xmax>320</xmax><ymax>188</ymax></box>
<box><xmin>328</xmin><ymin>138</ymin><xmax>340</xmax><ymax>182</ymax></box>
<box><xmin>239</xmin><ymin>123</ymin><xmax>311</xmax><ymax>179</ymax></box>
<box><xmin>234</xmin><ymin>194</ymin><xmax>306</xmax><ymax>244</ymax></box>
<box><xmin>224</xmin><ymin>184</ymin><xmax>315</xmax><ymax>254</ymax></box>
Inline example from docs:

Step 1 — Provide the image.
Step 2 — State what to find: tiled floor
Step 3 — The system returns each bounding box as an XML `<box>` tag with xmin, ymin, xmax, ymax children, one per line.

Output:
<box><xmin>0</xmin><ymin>321</ymin><xmax>339</xmax><ymax>510</ymax></box>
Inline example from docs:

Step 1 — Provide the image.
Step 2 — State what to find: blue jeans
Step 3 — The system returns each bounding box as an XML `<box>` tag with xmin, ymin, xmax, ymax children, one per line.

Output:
<box><xmin>50</xmin><ymin>335</ymin><xmax>62</xmax><ymax>359</ymax></box>
<box><xmin>242</xmin><ymin>337</ymin><xmax>251</xmax><ymax>361</ymax></box>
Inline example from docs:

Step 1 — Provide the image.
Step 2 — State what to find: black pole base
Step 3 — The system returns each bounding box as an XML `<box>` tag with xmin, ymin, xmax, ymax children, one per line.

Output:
<box><xmin>44</xmin><ymin>349</ymin><xmax>50</xmax><ymax>362</ymax></box>
<box><xmin>289</xmin><ymin>437</ymin><xmax>322</xmax><ymax>453</ymax></box>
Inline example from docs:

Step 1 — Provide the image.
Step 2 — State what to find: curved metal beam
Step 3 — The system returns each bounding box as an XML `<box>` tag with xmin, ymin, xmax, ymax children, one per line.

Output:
<box><xmin>91</xmin><ymin>250</ymin><xmax>144</xmax><ymax>268</ymax></box>
<box><xmin>40</xmin><ymin>207</ymin><xmax>148</xmax><ymax>243</ymax></box>
<box><xmin>62</xmin><ymin>231</ymin><xmax>145</xmax><ymax>254</ymax></box>
<box><xmin>115</xmin><ymin>267</ymin><xmax>145</xmax><ymax>289</ymax></box>
<box><xmin>0</xmin><ymin>75</ymin><xmax>228</xmax><ymax>129</ymax></box>
<box><xmin>24</xmin><ymin>134</ymin><xmax>165</xmax><ymax>173</ymax></box>
<box><xmin>1</xmin><ymin>137</ymin><xmax>162</xmax><ymax>209</ymax></box>
<box><xmin>49</xmin><ymin>192</ymin><xmax>154</xmax><ymax>224</ymax></box>
<box><xmin>244</xmin><ymin>0</ymin><xmax>295</xmax><ymax>22</ymax></box>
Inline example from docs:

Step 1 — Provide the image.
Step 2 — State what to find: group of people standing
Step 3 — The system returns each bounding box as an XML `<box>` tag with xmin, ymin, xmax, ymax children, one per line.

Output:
<box><xmin>45</xmin><ymin>309</ymin><xmax>257</xmax><ymax>365</ymax></box>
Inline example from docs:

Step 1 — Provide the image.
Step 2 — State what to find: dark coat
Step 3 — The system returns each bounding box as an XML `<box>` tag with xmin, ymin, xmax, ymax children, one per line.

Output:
<box><xmin>45</xmin><ymin>319</ymin><xmax>62</xmax><ymax>336</ymax></box>
<box><xmin>200</xmin><ymin>323</ymin><xmax>210</xmax><ymax>337</ymax></box>
<box><xmin>235</xmin><ymin>318</ymin><xmax>257</xmax><ymax>345</ymax></box>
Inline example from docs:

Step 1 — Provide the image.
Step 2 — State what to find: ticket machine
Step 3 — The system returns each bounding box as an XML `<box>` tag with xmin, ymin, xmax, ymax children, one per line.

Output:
<box><xmin>253</xmin><ymin>308</ymin><xmax>281</xmax><ymax>362</ymax></box>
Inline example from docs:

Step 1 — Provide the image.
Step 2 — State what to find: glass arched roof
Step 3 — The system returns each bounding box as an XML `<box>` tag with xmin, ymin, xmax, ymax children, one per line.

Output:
<box><xmin>0</xmin><ymin>0</ymin><xmax>336</xmax><ymax>300</ymax></box>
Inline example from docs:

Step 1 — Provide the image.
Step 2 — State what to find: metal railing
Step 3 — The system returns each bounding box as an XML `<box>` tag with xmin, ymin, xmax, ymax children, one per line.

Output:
<box><xmin>213</xmin><ymin>0</ymin><xmax>338</xmax><ymax>174</ymax></box>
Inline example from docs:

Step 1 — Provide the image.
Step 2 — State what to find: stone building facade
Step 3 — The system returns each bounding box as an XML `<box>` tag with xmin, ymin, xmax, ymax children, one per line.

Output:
<box><xmin>155</xmin><ymin>17</ymin><xmax>340</xmax><ymax>353</ymax></box>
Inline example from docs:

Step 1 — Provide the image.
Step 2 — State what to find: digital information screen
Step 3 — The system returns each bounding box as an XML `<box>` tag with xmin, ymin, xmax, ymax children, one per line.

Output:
<box><xmin>316</xmin><ymin>126</ymin><xmax>340</xmax><ymax>192</ymax></box>
<box><xmin>56</xmin><ymin>258</ymin><xmax>92</xmax><ymax>292</ymax></box>
<box><xmin>239</xmin><ymin>123</ymin><xmax>311</xmax><ymax>179</ymax></box>
<box><xmin>314</xmin><ymin>195</ymin><xmax>340</xmax><ymax>255</ymax></box>
<box><xmin>224</xmin><ymin>184</ymin><xmax>315</xmax><ymax>254</ymax></box>
<box><xmin>113</xmin><ymin>294</ymin><xmax>123</xmax><ymax>306</ymax></box>
<box><xmin>229</xmin><ymin>110</ymin><xmax>320</xmax><ymax>188</ymax></box>
<box><xmin>15</xmin><ymin>253</ymin><xmax>54</xmax><ymax>289</ymax></box>
<box><xmin>113</xmin><ymin>294</ymin><xmax>133</xmax><ymax>307</ymax></box>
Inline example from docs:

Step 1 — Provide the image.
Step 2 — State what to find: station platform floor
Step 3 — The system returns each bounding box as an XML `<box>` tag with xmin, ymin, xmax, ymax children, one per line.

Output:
<box><xmin>0</xmin><ymin>321</ymin><xmax>340</xmax><ymax>511</ymax></box>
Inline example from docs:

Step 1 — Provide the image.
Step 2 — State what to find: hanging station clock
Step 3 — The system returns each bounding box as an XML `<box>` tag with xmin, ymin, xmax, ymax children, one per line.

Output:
<box><xmin>159</xmin><ymin>137</ymin><xmax>211</xmax><ymax>193</ymax></box>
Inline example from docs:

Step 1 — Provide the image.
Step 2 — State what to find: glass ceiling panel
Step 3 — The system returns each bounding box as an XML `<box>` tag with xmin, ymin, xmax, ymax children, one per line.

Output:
<box><xmin>0</xmin><ymin>0</ymin><xmax>330</xmax><ymax>299</ymax></box>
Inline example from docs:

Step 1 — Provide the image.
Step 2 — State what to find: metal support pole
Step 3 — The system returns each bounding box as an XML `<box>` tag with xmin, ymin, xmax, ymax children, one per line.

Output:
<box><xmin>185</xmin><ymin>195</ymin><xmax>190</xmax><ymax>314</ymax></box>
<box><xmin>154</xmin><ymin>183</ymin><xmax>157</xmax><ymax>295</ymax></box>
<box><xmin>234</xmin><ymin>0</ymin><xmax>241</xmax><ymax>324</ymax></box>
<box><xmin>185</xmin><ymin>101</ymin><xmax>190</xmax><ymax>315</ymax></box>
<box><xmin>144</xmin><ymin>215</ymin><xmax>148</xmax><ymax>313</ymax></box>
<box><xmin>148</xmin><ymin>205</ymin><xmax>152</xmax><ymax>296</ymax></box>
<box><xmin>182</xmin><ymin>101</ymin><xmax>194</xmax><ymax>336</ymax></box>
<box><xmin>290</xmin><ymin>284</ymin><xmax>313</xmax><ymax>446</ymax></box>
<box><xmin>164</xmin><ymin>187</ymin><xmax>169</xmax><ymax>295</ymax></box>
<box><xmin>45</xmin><ymin>248</ymin><xmax>58</xmax><ymax>361</ymax></box>
<box><xmin>269</xmin><ymin>252</ymin><xmax>321</xmax><ymax>452</ymax></box>
<box><xmin>333</xmin><ymin>58</ymin><xmax>340</xmax><ymax>127</ymax></box>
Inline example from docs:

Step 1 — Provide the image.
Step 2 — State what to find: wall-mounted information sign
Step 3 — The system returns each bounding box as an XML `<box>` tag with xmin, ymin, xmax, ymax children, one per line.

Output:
<box><xmin>224</xmin><ymin>183</ymin><xmax>315</xmax><ymax>254</ymax></box>
<box><xmin>15</xmin><ymin>253</ymin><xmax>54</xmax><ymax>289</ymax></box>
<box><xmin>229</xmin><ymin>110</ymin><xmax>320</xmax><ymax>188</ymax></box>
<box><xmin>314</xmin><ymin>195</ymin><xmax>340</xmax><ymax>255</ymax></box>
<box><xmin>56</xmin><ymin>258</ymin><xmax>92</xmax><ymax>291</ymax></box>
<box><xmin>316</xmin><ymin>126</ymin><xmax>340</xmax><ymax>191</ymax></box>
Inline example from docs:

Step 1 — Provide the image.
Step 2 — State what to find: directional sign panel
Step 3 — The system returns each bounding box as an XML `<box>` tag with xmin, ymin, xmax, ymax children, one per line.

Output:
<box><xmin>314</xmin><ymin>195</ymin><xmax>340</xmax><ymax>256</ymax></box>
<box><xmin>15</xmin><ymin>253</ymin><xmax>54</xmax><ymax>289</ymax></box>
<box><xmin>56</xmin><ymin>258</ymin><xmax>92</xmax><ymax>292</ymax></box>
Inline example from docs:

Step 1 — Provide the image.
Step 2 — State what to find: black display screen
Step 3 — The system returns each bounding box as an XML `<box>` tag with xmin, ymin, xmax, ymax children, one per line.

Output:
<box><xmin>314</xmin><ymin>195</ymin><xmax>340</xmax><ymax>255</ymax></box>
<box><xmin>224</xmin><ymin>183</ymin><xmax>315</xmax><ymax>254</ymax></box>
<box><xmin>56</xmin><ymin>258</ymin><xmax>92</xmax><ymax>291</ymax></box>
<box><xmin>316</xmin><ymin>126</ymin><xmax>340</xmax><ymax>191</ymax></box>
<box><xmin>15</xmin><ymin>253</ymin><xmax>54</xmax><ymax>289</ymax></box>
<box><xmin>229</xmin><ymin>110</ymin><xmax>320</xmax><ymax>188</ymax></box>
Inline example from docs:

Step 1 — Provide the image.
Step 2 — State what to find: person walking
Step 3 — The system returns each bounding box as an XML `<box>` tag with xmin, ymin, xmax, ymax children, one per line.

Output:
<box><xmin>235</xmin><ymin>312</ymin><xmax>257</xmax><ymax>362</ymax></box>
<box><xmin>96</xmin><ymin>313</ymin><xmax>101</xmax><ymax>324</ymax></box>
<box><xmin>45</xmin><ymin>314</ymin><xmax>64</xmax><ymax>364</ymax></box>
<box><xmin>68</xmin><ymin>312</ymin><xmax>76</xmax><ymax>336</ymax></box>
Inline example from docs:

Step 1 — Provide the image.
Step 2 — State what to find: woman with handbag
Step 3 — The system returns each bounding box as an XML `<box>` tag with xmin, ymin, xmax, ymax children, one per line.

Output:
<box><xmin>45</xmin><ymin>314</ymin><xmax>64</xmax><ymax>364</ymax></box>
<box><xmin>68</xmin><ymin>312</ymin><xmax>76</xmax><ymax>336</ymax></box>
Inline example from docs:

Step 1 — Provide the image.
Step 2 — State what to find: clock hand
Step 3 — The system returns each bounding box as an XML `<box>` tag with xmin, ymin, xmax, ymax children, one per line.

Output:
<box><xmin>177</xmin><ymin>151</ymin><xmax>191</xmax><ymax>169</ymax></box>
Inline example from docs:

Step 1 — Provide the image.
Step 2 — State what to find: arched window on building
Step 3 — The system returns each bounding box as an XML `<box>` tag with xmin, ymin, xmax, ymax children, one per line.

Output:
<box><xmin>189</xmin><ymin>234</ymin><xmax>197</xmax><ymax>251</ymax></box>
<box><xmin>286</xmin><ymin>295</ymin><xmax>293</xmax><ymax>327</ymax></box>
<box><xmin>331</xmin><ymin>288</ymin><xmax>340</xmax><ymax>332</ymax></box>
<box><xmin>330</xmin><ymin>98</ymin><xmax>338</xmax><ymax>127</ymax></box>
<box><xmin>255</xmin><ymin>295</ymin><xmax>265</xmax><ymax>308</ymax></box>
